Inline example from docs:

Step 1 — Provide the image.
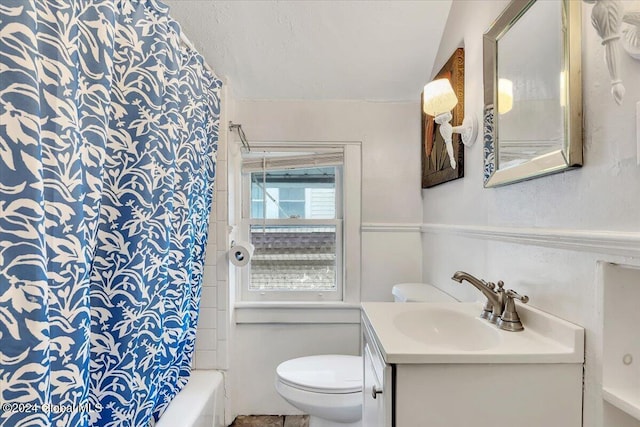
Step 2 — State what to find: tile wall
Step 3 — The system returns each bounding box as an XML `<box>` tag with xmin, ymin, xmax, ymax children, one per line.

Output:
<box><xmin>193</xmin><ymin>119</ymin><xmax>229</xmax><ymax>371</ymax></box>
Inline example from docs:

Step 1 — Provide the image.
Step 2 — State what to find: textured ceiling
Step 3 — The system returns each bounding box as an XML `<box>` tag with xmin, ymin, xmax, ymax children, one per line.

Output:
<box><xmin>163</xmin><ymin>0</ymin><xmax>452</xmax><ymax>101</ymax></box>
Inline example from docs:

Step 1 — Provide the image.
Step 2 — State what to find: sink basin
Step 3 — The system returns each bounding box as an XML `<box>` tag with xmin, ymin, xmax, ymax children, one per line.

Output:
<box><xmin>361</xmin><ymin>302</ymin><xmax>584</xmax><ymax>364</ymax></box>
<box><xmin>393</xmin><ymin>307</ymin><xmax>501</xmax><ymax>351</ymax></box>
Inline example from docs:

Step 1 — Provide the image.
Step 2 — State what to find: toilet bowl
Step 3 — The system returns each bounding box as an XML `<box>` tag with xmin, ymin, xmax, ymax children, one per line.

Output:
<box><xmin>275</xmin><ymin>284</ymin><xmax>455</xmax><ymax>426</ymax></box>
<box><xmin>275</xmin><ymin>355</ymin><xmax>362</xmax><ymax>427</ymax></box>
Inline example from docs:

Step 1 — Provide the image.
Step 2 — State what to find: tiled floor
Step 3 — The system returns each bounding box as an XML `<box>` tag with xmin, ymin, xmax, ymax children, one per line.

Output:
<box><xmin>230</xmin><ymin>415</ymin><xmax>309</xmax><ymax>427</ymax></box>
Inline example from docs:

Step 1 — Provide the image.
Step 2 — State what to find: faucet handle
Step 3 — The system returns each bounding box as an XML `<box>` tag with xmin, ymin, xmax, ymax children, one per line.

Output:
<box><xmin>505</xmin><ymin>289</ymin><xmax>529</xmax><ymax>303</ymax></box>
<box><xmin>479</xmin><ymin>282</ymin><xmax>496</xmax><ymax>319</ymax></box>
<box><xmin>497</xmin><ymin>289</ymin><xmax>529</xmax><ymax>332</ymax></box>
<box><xmin>486</xmin><ymin>280</ymin><xmax>505</xmax><ymax>324</ymax></box>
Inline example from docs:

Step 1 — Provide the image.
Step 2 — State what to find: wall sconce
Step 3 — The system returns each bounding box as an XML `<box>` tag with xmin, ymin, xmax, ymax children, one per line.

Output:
<box><xmin>498</xmin><ymin>78</ymin><xmax>514</xmax><ymax>114</ymax></box>
<box><xmin>422</xmin><ymin>78</ymin><xmax>478</xmax><ymax>169</ymax></box>
<box><xmin>584</xmin><ymin>0</ymin><xmax>640</xmax><ymax>105</ymax></box>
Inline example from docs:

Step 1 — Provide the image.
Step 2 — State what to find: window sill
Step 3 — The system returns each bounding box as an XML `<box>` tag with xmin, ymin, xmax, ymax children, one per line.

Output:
<box><xmin>233</xmin><ymin>301</ymin><xmax>362</xmax><ymax>324</ymax></box>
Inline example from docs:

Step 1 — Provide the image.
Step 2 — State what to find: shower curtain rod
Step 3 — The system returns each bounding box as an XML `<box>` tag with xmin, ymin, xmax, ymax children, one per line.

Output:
<box><xmin>179</xmin><ymin>30</ymin><xmax>217</xmax><ymax>78</ymax></box>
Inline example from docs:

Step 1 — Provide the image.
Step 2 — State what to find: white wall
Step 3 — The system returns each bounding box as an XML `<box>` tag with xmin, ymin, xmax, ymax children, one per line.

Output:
<box><xmin>226</xmin><ymin>99</ymin><xmax>424</xmax><ymax>416</ymax></box>
<box><xmin>423</xmin><ymin>2</ymin><xmax>640</xmax><ymax>427</ymax></box>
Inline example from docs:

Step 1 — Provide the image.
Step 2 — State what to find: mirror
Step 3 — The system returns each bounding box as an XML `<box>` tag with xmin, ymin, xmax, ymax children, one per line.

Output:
<box><xmin>483</xmin><ymin>0</ymin><xmax>582</xmax><ymax>187</ymax></box>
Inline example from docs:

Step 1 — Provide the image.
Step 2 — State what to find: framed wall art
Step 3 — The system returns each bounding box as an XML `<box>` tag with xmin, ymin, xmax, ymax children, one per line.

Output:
<box><xmin>421</xmin><ymin>48</ymin><xmax>465</xmax><ymax>188</ymax></box>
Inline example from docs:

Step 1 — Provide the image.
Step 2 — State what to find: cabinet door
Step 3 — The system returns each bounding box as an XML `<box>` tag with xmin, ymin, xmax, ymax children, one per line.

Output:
<box><xmin>363</xmin><ymin>343</ymin><xmax>385</xmax><ymax>426</ymax></box>
<box><xmin>363</xmin><ymin>341</ymin><xmax>393</xmax><ymax>426</ymax></box>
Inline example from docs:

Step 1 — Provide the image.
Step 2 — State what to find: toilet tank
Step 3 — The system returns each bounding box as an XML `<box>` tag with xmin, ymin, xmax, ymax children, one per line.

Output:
<box><xmin>392</xmin><ymin>283</ymin><xmax>456</xmax><ymax>302</ymax></box>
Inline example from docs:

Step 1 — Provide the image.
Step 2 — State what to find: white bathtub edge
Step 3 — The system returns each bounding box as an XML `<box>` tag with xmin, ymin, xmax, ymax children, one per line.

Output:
<box><xmin>156</xmin><ymin>370</ymin><xmax>225</xmax><ymax>427</ymax></box>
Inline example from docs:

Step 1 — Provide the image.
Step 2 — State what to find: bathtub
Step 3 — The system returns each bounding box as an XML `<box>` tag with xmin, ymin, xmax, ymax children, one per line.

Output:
<box><xmin>156</xmin><ymin>370</ymin><xmax>225</xmax><ymax>427</ymax></box>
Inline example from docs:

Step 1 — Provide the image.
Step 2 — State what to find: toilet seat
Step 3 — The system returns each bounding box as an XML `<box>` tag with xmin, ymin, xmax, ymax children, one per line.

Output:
<box><xmin>276</xmin><ymin>355</ymin><xmax>362</xmax><ymax>394</ymax></box>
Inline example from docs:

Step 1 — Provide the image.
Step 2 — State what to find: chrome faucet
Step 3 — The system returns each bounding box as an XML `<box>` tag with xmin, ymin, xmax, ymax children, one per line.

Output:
<box><xmin>451</xmin><ymin>271</ymin><xmax>504</xmax><ymax>324</ymax></box>
<box><xmin>451</xmin><ymin>271</ymin><xmax>529</xmax><ymax>331</ymax></box>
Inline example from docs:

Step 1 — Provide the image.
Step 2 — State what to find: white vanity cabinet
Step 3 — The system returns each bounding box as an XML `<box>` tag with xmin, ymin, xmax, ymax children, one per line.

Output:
<box><xmin>362</xmin><ymin>315</ymin><xmax>392</xmax><ymax>426</ymax></box>
<box><xmin>361</xmin><ymin>302</ymin><xmax>585</xmax><ymax>427</ymax></box>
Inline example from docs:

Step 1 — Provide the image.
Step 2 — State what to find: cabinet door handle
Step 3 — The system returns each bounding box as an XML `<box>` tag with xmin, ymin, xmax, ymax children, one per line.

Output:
<box><xmin>372</xmin><ymin>385</ymin><xmax>383</xmax><ymax>399</ymax></box>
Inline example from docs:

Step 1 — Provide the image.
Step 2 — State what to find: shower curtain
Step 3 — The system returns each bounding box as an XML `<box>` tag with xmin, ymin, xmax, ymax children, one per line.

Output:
<box><xmin>0</xmin><ymin>1</ymin><xmax>221</xmax><ymax>426</ymax></box>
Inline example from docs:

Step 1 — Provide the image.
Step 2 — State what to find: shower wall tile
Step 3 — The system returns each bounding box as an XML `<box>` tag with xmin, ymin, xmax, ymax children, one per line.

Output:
<box><xmin>203</xmin><ymin>266</ymin><xmax>217</xmax><ymax>285</ymax></box>
<box><xmin>209</xmin><ymin>202</ymin><xmax>218</xmax><ymax>225</ymax></box>
<box><xmin>194</xmin><ymin>139</ymin><xmax>228</xmax><ymax>371</ymax></box>
<box><xmin>216</xmin><ymin>190</ymin><xmax>228</xmax><ymax>222</ymax></box>
<box><xmin>216</xmin><ymin>221</ymin><xmax>228</xmax><ymax>250</ymax></box>
<box><xmin>216</xmin><ymin>310</ymin><xmax>227</xmax><ymax>341</ymax></box>
<box><xmin>199</xmin><ymin>307</ymin><xmax>217</xmax><ymax>329</ymax></box>
<box><xmin>195</xmin><ymin>350</ymin><xmax>217</xmax><ymax>370</ymax></box>
<box><xmin>207</xmin><ymin>226</ymin><xmax>217</xmax><ymax>247</ymax></box>
<box><xmin>205</xmin><ymin>242</ymin><xmax>217</xmax><ymax>260</ymax></box>
<box><xmin>208</xmin><ymin>220</ymin><xmax>217</xmax><ymax>244</ymax></box>
<box><xmin>217</xmin><ymin>140</ymin><xmax>226</xmax><ymax>161</ymax></box>
<box><xmin>205</xmin><ymin>245</ymin><xmax>218</xmax><ymax>266</ymax></box>
<box><xmin>216</xmin><ymin>340</ymin><xmax>228</xmax><ymax>370</ymax></box>
<box><xmin>201</xmin><ymin>285</ymin><xmax>217</xmax><ymax>308</ymax></box>
<box><xmin>195</xmin><ymin>328</ymin><xmax>217</xmax><ymax>351</ymax></box>
<box><xmin>216</xmin><ymin>162</ymin><xmax>227</xmax><ymax>191</ymax></box>
<box><xmin>216</xmin><ymin>250</ymin><xmax>228</xmax><ymax>280</ymax></box>
<box><xmin>216</xmin><ymin>279</ymin><xmax>228</xmax><ymax>308</ymax></box>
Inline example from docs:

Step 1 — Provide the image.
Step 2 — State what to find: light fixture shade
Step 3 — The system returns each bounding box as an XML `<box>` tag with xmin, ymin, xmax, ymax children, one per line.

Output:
<box><xmin>423</xmin><ymin>78</ymin><xmax>458</xmax><ymax>117</ymax></box>
<box><xmin>498</xmin><ymin>78</ymin><xmax>513</xmax><ymax>114</ymax></box>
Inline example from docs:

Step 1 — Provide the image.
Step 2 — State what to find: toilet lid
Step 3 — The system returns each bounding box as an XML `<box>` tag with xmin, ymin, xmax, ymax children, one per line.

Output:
<box><xmin>276</xmin><ymin>355</ymin><xmax>362</xmax><ymax>394</ymax></box>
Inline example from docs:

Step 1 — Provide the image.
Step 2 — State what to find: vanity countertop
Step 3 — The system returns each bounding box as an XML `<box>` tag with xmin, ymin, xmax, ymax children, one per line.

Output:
<box><xmin>361</xmin><ymin>302</ymin><xmax>584</xmax><ymax>365</ymax></box>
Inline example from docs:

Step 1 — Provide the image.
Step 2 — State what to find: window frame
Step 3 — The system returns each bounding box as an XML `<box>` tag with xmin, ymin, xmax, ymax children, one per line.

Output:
<box><xmin>236</xmin><ymin>141</ymin><xmax>361</xmax><ymax>305</ymax></box>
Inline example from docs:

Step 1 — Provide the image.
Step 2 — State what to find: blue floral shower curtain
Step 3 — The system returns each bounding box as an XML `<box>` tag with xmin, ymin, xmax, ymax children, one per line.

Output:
<box><xmin>0</xmin><ymin>1</ymin><xmax>221</xmax><ymax>426</ymax></box>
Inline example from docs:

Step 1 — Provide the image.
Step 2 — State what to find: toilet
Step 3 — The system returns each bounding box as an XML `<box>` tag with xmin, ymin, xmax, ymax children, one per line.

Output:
<box><xmin>276</xmin><ymin>355</ymin><xmax>362</xmax><ymax>427</ymax></box>
<box><xmin>391</xmin><ymin>282</ymin><xmax>456</xmax><ymax>303</ymax></box>
<box><xmin>275</xmin><ymin>283</ymin><xmax>456</xmax><ymax>427</ymax></box>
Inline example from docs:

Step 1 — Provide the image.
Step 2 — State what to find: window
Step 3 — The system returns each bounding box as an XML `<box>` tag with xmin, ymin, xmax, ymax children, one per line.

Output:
<box><xmin>250</xmin><ymin>168</ymin><xmax>335</xmax><ymax>220</ymax></box>
<box><xmin>239</xmin><ymin>143</ymin><xmax>361</xmax><ymax>302</ymax></box>
<box><xmin>248</xmin><ymin>166</ymin><xmax>341</xmax><ymax>296</ymax></box>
